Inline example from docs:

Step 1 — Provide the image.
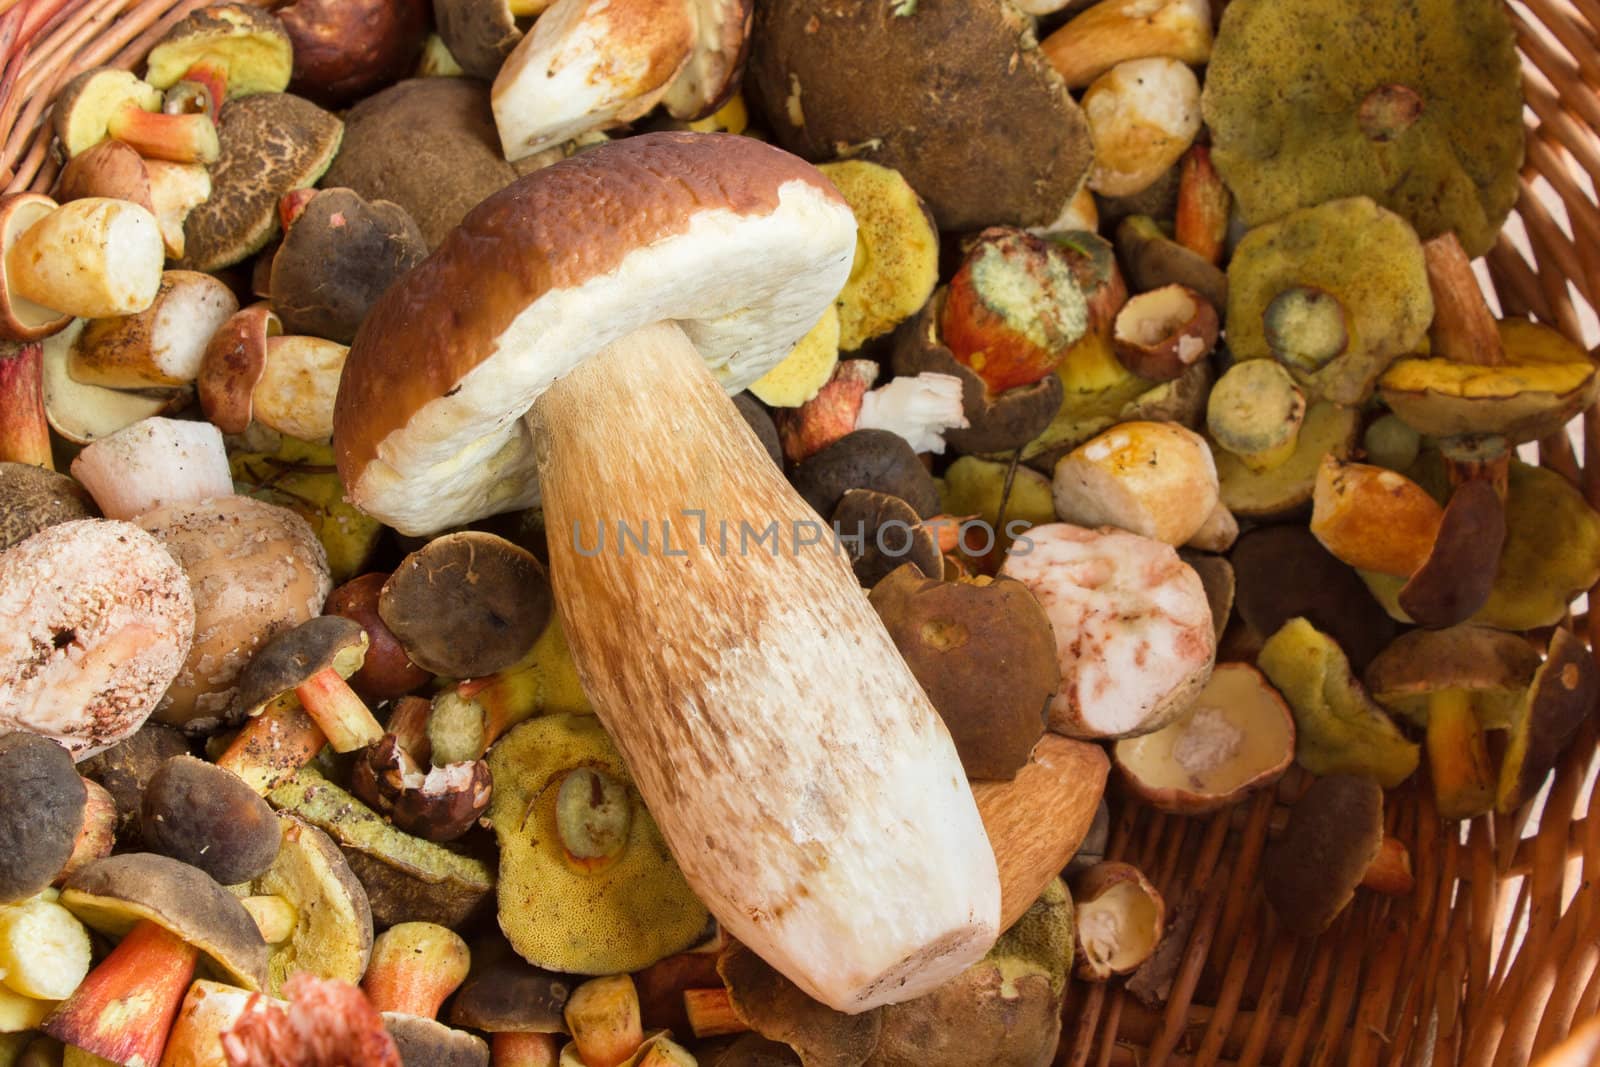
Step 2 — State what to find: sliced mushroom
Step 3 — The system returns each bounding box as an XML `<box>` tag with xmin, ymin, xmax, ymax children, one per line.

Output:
<box><xmin>248</xmin><ymin>815</ymin><xmax>375</xmax><ymax>995</ymax></box>
<box><xmin>251</xmin><ymin>335</ymin><xmax>350</xmax><ymax>443</ymax></box>
<box><xmin>1072</xmin><ymin>862</ymin><xmax>1165</xmax><ymax>980</ymax></box>
<box><xmin>144</xmin><ymin>3</ymin><xmax>295</xmax><ymax>111</ymax></box>
<box><xmin>1111</xmin><ymin>284</ymin><xmax>1218</xmax><ymax>382</ymax></box>
<box><xmin>67</xmin><ymin>271</ymin><xmax>238</xmax><ymax>390</ymax></box>
<box><xmin>3</xmin><ymin>195</ymin><xmax>164</xmax><ymax>323</ymax></box>
<box><xmin>56</xmin><ymin>140</ymin><xmax>212</xmax><ymax>259</ymax></box>
<box><xmin>68</xmin><ymin>416</ymin><xmax>234</xmax><ymax>521</ymax></box>
<box><xmin>1051</xmin><ymin>420</ymin><xmax>1220</xmax><ymax>546</ymax></box>
<box><xmin>1115</xmin><ymin>664</ymin><xmax>1295</xmax><ymax>813</ymax></box>
<box><xmin>41</xmin><ymin>320</ymin><xmax>183</xmax><ymax>444</ymax></box>
<box><xmin>52</xmin><ymin>67</ymin><xmax>218</xmax><ymax>163</ymax></box>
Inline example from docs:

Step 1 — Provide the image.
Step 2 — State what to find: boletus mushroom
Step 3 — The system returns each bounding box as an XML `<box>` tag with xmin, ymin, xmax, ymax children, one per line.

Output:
<box><xmin>333</xmin><ymin>133</ymin><xmax>1000</xmax><ymax>1010</ymax></box>
<box><xmin>141</xmin><ymin>755</ymin><xmax>282</xmax><ymax>885</ymax></box>
<box><xmin>0</xmin><ymin>733</ymin><xmax>87</xmax><ymax>903</ymax></box>
<box><xmin>1072</xmin><ymin>862</ymin><xmax>1164</xmax><ymax>981</ymax></box>
<box><xmin>56</xmin><ymin>139</ymin><xmax>212</xmax><ymax>259</ymax></box>
<box><xmin>0</xmin><ymin>462</ymin><xmax>94</xmax><ymax>551</ymax></box>
<box><xmin>65</xmin><ymin>270</ymin><xmax>238</xmax><ymax>390</ymax></box>
<box><xmin>0</xmin><ymin>519</ymin><xmax>194</xmax><ymax>758</ymax></box>
<box><xmin>52</xmin><ymin>67</ymin><xmax>218</xmax><ymax>164</ymax></box>
<box><xmin>143</xmin><ymin>3</ymin><xmax>294</xmax><ymax>117</ymax></box>
<box><xmin>0</xmin><ymin>194</ymin><xmax>165</xmax><ymax>334</ymax></box>
<box><xmin>276</xmin><ymin>0</ymin><xmax>430</xmax><ymax>106</ymax></box>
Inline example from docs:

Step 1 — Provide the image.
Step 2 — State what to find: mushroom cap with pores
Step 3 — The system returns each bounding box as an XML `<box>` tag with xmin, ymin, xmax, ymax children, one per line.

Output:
<box><xmin>333</xmin><ymin>132</ymin><xmax>856</xmax><ymax>536</ymax></box>
<box><xmin>0</xmin><ymin>519</ymin><xmax>193</xmax><ymax>758</ymax></box>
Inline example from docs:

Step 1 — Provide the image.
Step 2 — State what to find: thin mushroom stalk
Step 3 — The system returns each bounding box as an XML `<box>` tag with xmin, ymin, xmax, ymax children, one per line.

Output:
<box><xmin>532</xmin><ymin>320</ymin><xmax>998</xmax><ymax>1009</ymax></box>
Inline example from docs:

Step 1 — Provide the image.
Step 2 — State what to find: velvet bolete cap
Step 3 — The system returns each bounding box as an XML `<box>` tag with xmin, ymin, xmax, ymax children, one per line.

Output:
<box><xmin>333</xmin><ymin>132</ymin><xmax>857</xmax><ymax>536</ymax></box>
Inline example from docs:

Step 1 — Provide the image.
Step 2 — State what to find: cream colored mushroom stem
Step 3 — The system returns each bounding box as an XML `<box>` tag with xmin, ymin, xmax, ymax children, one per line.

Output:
<box><xmin>531</xmin><ymin>319</ymin><xmax>1001</xmax><ymax>1013</ymax></box>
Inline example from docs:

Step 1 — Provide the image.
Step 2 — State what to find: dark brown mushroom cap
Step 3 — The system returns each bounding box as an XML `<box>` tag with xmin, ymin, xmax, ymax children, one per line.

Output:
<box><xmin>749</xmin><ymin>0</ymin><xmax>1092</xmax><ymax>231</ymax></box>
<box><xmin>60</xmin><ymin>852</ymin><xmax>271</xmax><ymax>990</ymax></box>
<box><xmin>891</xmin><ymin>291</ymin><xmax>1064</xmax><ymax>455</ymax></box>
<box><xmin>319</xmin><ymin>79</ymin><xmax>520</xmax><ymax>250</ymax></box>
<box><xmin>1396</xmin><ymin>479</ymin><xmax>1506</xmax><ymax>630</ymax></box>
<box><xmin>383</xmin><ymin>1013</ymin><xmax>489</xmax><ymax>1067</ymax></box>
<box><xmin>279</xmin><ymin>0</ymin><xmax>430</xmax><ymax>107</ymax></box>
<box><xmin>449</xmin><ymin>938</ymin><xmax>571</xmax><ymax>1033</ymax></box>
<box><xmin>790</xmin><ymin>429</ymin><xmax>941</xmax><ymax>520</ymax></box>
<box><xmin>231</xmin><ymin>614</ymin><xmax>367</xmax><ymax>718</ymax></box>
<box><xmin>869</xmin><ymin>565</ymin><xmax>1056</xmax><ymax>780</ymax></box>
<box><xmin>733</xmin><ymin>393</ymin><xmax>782</xmax><ymax>468</ymax></box>
<box><xmin>269</xmin><ymin>188</ymin><xmax>427</xmax><ymax>344</ymax></box>
<box><xmin>78</xmin><ymin>722</ymin><xmax>190</xmax><ymax>844</ymax></box>
<box><xmin>833</xmin><ymin>491</ymin><xmax>940</xmax><ymax>587</ymax></box>
<box><xmin>1364</xmin><ymin>624</ymin><xmax>1541</xmax><ymax>728</ymax></box>
<box><xmin>719</xmin><ymin>939</ymin><xmax>883</xmax><ymax>1067</ymax></box>
<box><xmin>379</xmin><ymin>531</ymin><xmax>551</xmax><ymax>679</ymax></box>
<box><xmin>144</xmin><ymin>3</ymin><xmax>294</xmax><ymax>96</ymax></box>
<box><xmin>141</xmin><ymin>754</ymin><xmax>282</xmax><ymax>885</ymax></box>
<box><xmin>55</xmin><ymin>139</ymin><xmax>155</xmax><ymax>213</ymax></box>
<box><xmin>705</xmin><ymin>1036</ymin><xmax>803</xmax><ymax>1066</ymax></box>
<box><xmin>1498</xmin><ymin>628</ymin><xmax>1599</xmax><ymax>812</ymax></box>
<box><xmin>178</xmin><ymin>93</ymin><xmax>343</xmax><ymax>273</ymax></box>
<box><xmin>433</xmin><ymin>0</ymin><xmax>522</xmax><ymax>80</ymax></box>
<box><xmin>0</xmin><ymin>462</ymin><xmax>96</xmax><ymax>551</ymax></box>
<box><xmin>0</xmin><ymin>732</ymin><xmax>86</xmax><ymax>903</ymax></box>
<box><xmin>350</xmin><ymin>734</ymin><xmax>492</xmax><ymax>843</ymax></box>
<box><xmin>1263</xmin><ymin>775</ymin><xmax>1383</xmax><ymax>937</ymax></box>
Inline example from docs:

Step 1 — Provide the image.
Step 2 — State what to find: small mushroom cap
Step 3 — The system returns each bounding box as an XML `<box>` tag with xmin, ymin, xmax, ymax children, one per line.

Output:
<box><xmin>333</xmin><ymin>132</ymin><xmax>856</xmax><ymax>537</ymax></box>
<box><xmin>78</xmin><ymin>721</ymin><xmax>190</xmax><ymax>844</ymax></box>
<box><xmin>269</xmin><ymin>188</ymin><xmax>426</xmax><ymax>344</ymax></box>
<box><xmin>0</xmin><ymin>519</ymin><xmax>194</xmax><ymax>758</ymax></box>
<box><xmin>51</xmin><ymin>68</ymin><xmax>163</xmax><ymax>157</ymax></box>
<box><xmin>1202</xmin><ymin>0</ymin><xmax>1523</xmax><ymax>257</ymax></box>
<box><xmin>1114</xmin><ymin>663</ymin><xmax>1295</xmax><ymax>813</ymax></box>
<box><xmin>449</xmin><ymin>938</ymin><xmax>572</xmax><ymax>1033</ymax></box>
<box><xmin>748</xmin><ymin>0</ymin><xmax>1093</xmax><ymax>231</ymax></box>
<box><xmin>278</xmin><ymin>0</ymin><xmax>430</xmax><ymax>106</ymax></box>
<box><xmin>379</xmin><ymin>531</ymin><xmax>551</xmax><ymax>678</ymax></box>
<box><xmin>1395</xmin><ymin>478</ymin><xmax>1506</xmax><ymax>629</ymax></box>
<box><xmin>319</xmin><ymin>79</ymin><xmax>520</xmax><ymax>250</ymax></box>
<box><xmin>0</xmin><ymin>732</ymin><xmax>86</xmax><ymax>903</ymax></box>
<box><xmin>249</xmin><ymin>815</ymin><xmax>375</xmax><ymax>995</ymax></box>
<box><xmin>141</xmin><ymin>754</ymin><xmax>282</xmax><ymax>885</ymax></box>
<box><xmin>891</xmin><ymin>291</ymin><xmax>1064</xmax><ymax>455</ymax></box>
<box><xmin>433</xmin><ymin>0</ymin><xmax>524</xmax><ymax>80</ymax></box>
<box><xmin>790</xmin><ymin>429</ymin><xmax>941</xmax><ymax>520</ymax></box>
<box><xmin>1264</xmin><ymin>775</ymin><xmax>1384</xmax><ymax>936</ymax></box>
<box><xmin>484</xmin><ymin>714</ymin><xmax>711</xmax><ymax>975</ymax></box>
<box><xmin>144</xmin><ymin>3</ymin><xmax>294</xmax><ymax>97</ymax></box>
<box><xmin>383</xmin><ymin>1013</ymin><xmax>489</xmax><ymax>1067</ymax></box>
<box><xmin>136</xmin><ymin>495</ymin><xmax>331</xmax><ymax>734</ymax></box>
<box><xmin>198</xmin><ymin>303</ymin><xmax>281</xmax><ymax>434</ymax></box>
<box><xmin>717</xmin><ymin>939</ymin><xmax>883</xmax><ymax>1066</ymax></box>
<box><xmin>231</xmin><ymin>614</ymin><xmax>368</xmax><ymax>717</ymax></box>
<box><xmin>1072</xmin><ymin>862</ymin><xmax>1165</xmax><ymax>980</ymax></box>
<box><xmin>178</xmin><ymin>93</ymin><xmax>344</xmax><ymax>273</ymax></box>
<box><xmin>55</xmin><ymin>139</ymin><xmax>154</xmax><ymax>213</ymax></box>
<box><xmin>60</xmin><ymin>852</ymin><xmax>271</xmax><ymax>990</ymax></box>
<box><xmin>834</xmin><ymin>493</ymin><xmax>940</xmax><ymax>587</ymax></box>
<box><xmin>868</xmin><ymin>565</ymin><xmax>1056</xmax><ymax>780</ymax></box>
<box><xmin>0</xmin><ymin>194</ymin><xmax>72</xmax><ymax>341</ymax></box>
<box><xmin>0</xmin><ymin>462</ymin><xmax>96</xmax><ymax>551</ymax></box>
<box><xmin>1498</xmin><ymin>628</ymin><xmax>1599</xmax><ymax>813</ymax></box>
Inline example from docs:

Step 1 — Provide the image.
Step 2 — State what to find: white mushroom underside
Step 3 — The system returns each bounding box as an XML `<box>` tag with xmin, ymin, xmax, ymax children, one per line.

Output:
<box><xmin>1001</xmin><ymin>523</ymin><xmax>1214</xmax><ymax>738</ymax></box>
<box><xmin>0</xmin><ymin>519</ymin><xmax>193</xmax><ymax>758</ymax></box>
<box><xmin>353</xmin><ymin>179</ymin><xmax>855</xmax><ymax>535</ymax></box>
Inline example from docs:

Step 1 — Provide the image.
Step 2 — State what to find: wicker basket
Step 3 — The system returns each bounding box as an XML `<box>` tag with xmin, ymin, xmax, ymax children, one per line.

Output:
<box><xmin>2</xmin><ymin>1</ymin><xmax>1596</xmax><ymax>1065</ymax></box>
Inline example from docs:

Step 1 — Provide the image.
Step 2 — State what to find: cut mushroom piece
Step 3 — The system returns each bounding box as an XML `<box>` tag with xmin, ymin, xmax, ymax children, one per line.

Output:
<box><xmin>1051</xmin><ymin>421</ymin><xmax>1220</xmax><ymax>547</ymax></box>
<box><xmin>41</xmin><ymin>320</ymin><xmax>183</xmax><ymax>442</ymax></box>
<box><xmin>1111</xmin><ymin>284</ymin><xmax>1217</xmax><ymax>382</ymax></box>
<box><xmin>56</xmin><ymin>141</ymin><xmax>212</xmax><ymax>260</ymax></box>
<box><xmin>379</xmin><ymin>531</ymin><xmax>552</xmax><ymax>679</ymax></box>
<box><xmin>1115</xmin><ymin>664</ymin><xmax>1295</xmax><ymax>813</ymax></box>
<box><xmin>1498</xmin><ymin>628</ymin><xmax>1598</xmax><ymax>814</ymax></box>
<box><xmin>660</xmin><ymin>0</ymin><xmax>752</xmax><ymax>122</ymax></box>
<box><xmin>1083</xmin><ymin>58</ymin><xmax>1203</xmax><ymax>199</ymax></box>
<box><xmin>247</xmin><ymin>815</ymin><xmax>375</xmax><ymax>995</ymax></box>
<box><xmin>1000</xmin><ymin>523</ymin><xmax>1215</xmax><ymax>739</ymax></box>
<box><xmin>68</xmin><ymin>416</ymin><xmax>234</xmax><ymax>520</ymax></box>
<box><xmin>66</xmin><ymin>271</ymin><xmax>238</xmax><ymax>390</ymax></box>
<box><xmin>490</xmin><ymin>0</ymin><xmax>695</xmax><ymax>161</ymax></box>
<box><xmin>0</xmin><ymin>519</ymin><xmax>194</xmax><ymax>759</ymax></box>
<box><xmin>144</xmin><ymin>3</ymin><xmax>294</xmax><ymax>114</ymax></box>
<box><xmin>52</xmin><ymin>68</ymin><xmax>218</xmax><ymax>163</ymax></box>
<box><xmin>197</xmin><ymin>303</ymin><xmax>281</xmax><ymax>434</ymax></box>
<box><xmin>1206</xmin><ymin>360</ymin><xmax>1306</xmax><ymax>473</ymax></box>
<box><xmin>6</xmin><ymin>196</ymin><xmax>164</xmax><ymax>322</ymax></box>
<box><xmin>1310</xmin><ymin>457</ymin><xmax>1444</xmax><ymax>578</ymax></box>
<box><xmin>1041</xmin><ymin>0</ymin><xmax>1213</xmax><ymax>89</ymax></box>
<box><xmin>1072</xmin><ymin>862</ymin><xmax>1165</xmax><ymax>981</ymax></box>
<box><xmin>250</xmin><ymin>335</ymin><xmax>350</xmax><ymax>443</ymax></box>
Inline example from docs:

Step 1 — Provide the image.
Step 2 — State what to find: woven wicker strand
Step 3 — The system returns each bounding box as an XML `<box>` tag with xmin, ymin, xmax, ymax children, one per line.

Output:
<box><xmin>0</xmin><ymin>1</ymin><xmax>1595</xmax><ymax>1065</ymax></box>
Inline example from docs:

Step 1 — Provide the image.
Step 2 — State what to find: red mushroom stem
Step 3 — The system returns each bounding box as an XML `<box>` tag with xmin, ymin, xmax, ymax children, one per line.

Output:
<box><xmin>174</xmin><ymin>59</ymin><xmax>229</xmax><ymax>122</ymax></box>
<box><xmin>216</xmin><ymin>701</ymin><xmax>327</xmax><ymax>795</ymax></box>
<box><xmin>1174</xmin><ymin>145</ymin><xmax>1230</xmax><ymax>266</ymax></box>
<box><xmin>492</xmin><ymin>1032</ymin><xmax>560</xmax><ymax>1067</ymax></box>
<box><xmin>105</xmin><ymin>100</ymin><xmax>219</xmax><ymax>164</ymax></box>
<box><xmin>0</xmin><ymin>342</ymin><xmax>51</xmax><ymax>468</ymax></box>
<box><xmin>296</xmin><ymin>667</ymin><xmax>385</xmax><ymax>753</ymax></box>
<box><xmin>42</xmin><ymin>919</ymin><xmax>199</xmax><ymax>1065</ymax></box>
<box><xmin>360</xmin><ymin>923</ymin><xmax>470</xmax><ymax>1020</ymax></box>
<box><xmin>278</xmin><ymin>187</ymin><xmax>317</xmax><ymax>231</ymax></box>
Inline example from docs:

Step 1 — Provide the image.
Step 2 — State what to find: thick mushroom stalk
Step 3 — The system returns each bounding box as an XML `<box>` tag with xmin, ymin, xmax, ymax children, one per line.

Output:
<box><xmin>532</xmin><ymin>320</ymin><xmax>999</xmax><ymax>1009</ymax></box>
<box><xmin>333</xmin><ymin>134</ymin><xmax>1000</xmax><ymax>1012</ymax></box>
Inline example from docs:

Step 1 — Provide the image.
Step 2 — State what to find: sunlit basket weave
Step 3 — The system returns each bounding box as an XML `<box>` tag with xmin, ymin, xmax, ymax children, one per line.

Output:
<box><xmin>2</xmin><ymin>1</ymin><xmax>1597</xmax><ymax>1065</ymax></box>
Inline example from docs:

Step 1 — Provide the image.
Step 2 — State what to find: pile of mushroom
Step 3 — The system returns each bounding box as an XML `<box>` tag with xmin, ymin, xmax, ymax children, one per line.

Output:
<box><xmin>0</xmin><ymin>0</ymin><xmax>1596</xmax><ymax>1062</ymax></box>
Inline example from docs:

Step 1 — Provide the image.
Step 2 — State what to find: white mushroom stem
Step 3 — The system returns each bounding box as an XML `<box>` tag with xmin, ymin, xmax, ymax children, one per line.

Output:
<box><xmin>531</xmin><ymin>320</ymin><xmax>1000</xmax><ymax>1013</ymax></box>
<box><xmin>69</xmin><ymin>416</ymin><xmax>233</xmax><ymax>520</ymax></box>
<box><xmin>8</xmin><ymin>198</ymin><xmax>164</xmax><ymax>319</ymax></box>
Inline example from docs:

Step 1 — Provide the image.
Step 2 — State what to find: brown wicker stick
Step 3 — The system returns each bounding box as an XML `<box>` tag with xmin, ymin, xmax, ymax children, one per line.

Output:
<box><xmin>1278</xmin><ymin>907</ymin><xmax>1356</xmax><ymax>1067</ymax></box>
<box><xmin>1529</xmin><ymin>919</ymin><xmax>1600</xmax><ymax>1059</ymax></box>
<box><xmin>1239</xmin><ymin>935</ymin><xmax>1299</xmax><ymax>1067</ymax></box>
<box><xmin>1384</xmin><ymin>787</ymin><xmax>1445</xmax><ymax>1067</ymax></box>
<box><xmin>1207</xmin><ymin>789</ymin><xmax>1278</xmax><ymax>988</ymax></box>
<box><xmin>1192</xmin><ymin>894</ymin><xmax>1264</xmax><ymax>1067</ymax></box>
<box><xmin>1145</xmin><ymin>812</ymin><xmax>1234</xmax><ymax>1064</ymax></box>
<box><xmin>1512</xmin><ymin>180</ymin><xmax>1589</xmax><ymax>339</ymax></box>
<box><xmin>1485</xmin><ymin>239</ymin><xmax>1553</xmax><ymax>323</ymax></box>
<box><xmin>1467</xmin><ymin>820</ymin><xmax>1498</xmax><ymax>1018</ymax></box>
<box><xmin>1308</xmin><ymin>899</ymin><xmax>1380</xmax><ymax>1067</ymax></box>
<box><xmin>1348</xmin><ymin>916</ymin><xmax>1409</xmax><ymax>1067</ymax></box>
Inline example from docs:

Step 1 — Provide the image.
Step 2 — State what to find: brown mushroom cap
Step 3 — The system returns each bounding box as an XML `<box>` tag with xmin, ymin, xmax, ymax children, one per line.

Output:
<box><xmin>833</xmin><ymin>491</ymin><xmax>941</xmax><ymax>587</ymax></box>
<box><xmin>136</xmin><ymin>494</ymin><xmax>331</xmax><ymax>734</ymax></box>
<box><xmin>178</xmin><ymin>93</ymin><xmax>343</xmax><ymax>273</ymax></box>
<box><xmin>278</xmin><ymin>0</ymin><xmax>430</xmax><ymax>107</ymax></box>
<box><xmin>141</xmin><ymin>754</ymin><xmax>282</xmax><ymax>885</ymax></box>
<box><xmin>231</xmin><ymin>614</ymin><xmax>368</xmax><ymax>718</ymax></box>
<box><xmin>0</xmin><ymin>732</ymin><xmax>86</xmax><ymax>903</ymax></box>
<box><xmin>1395</xmin><ymin>478</ymin><xmax>1506</xmax><ymax>630</ymax></box>
<box><xmin>1263</xmin><ymin>775</ymin><xmax>1383</xmax><ymax>937</ymax></box>
<box><xmin>0</xmin><ymin>519</ymin><xmax>194</xmax><ymax>758</ymax></box>
<box><xmin>434</xmin><ymin>0</ymin><xmax>523</xmax><ymax>80</ymax></box>
<box><xmin>0</xmin><ymin>462</ymin><xmax>96</xmax><ymax>550</ymax></box>
<box><xmin>144</xmin><ymin>3</ymin><xmax>294</xmax><ymax>98</ymax></box>
<box><xmin>319</xmin><ymin>78</ymin><xmax>521</xmax><ymax>250</ymax></box>
<box><xmin>78</xmin><ymin>722</ymin><xmax>190</xmax><ymax>844</ymax></box>
<box><xmin>268</xmin><ymin>188</ymin><xmax>426</xmax><ymax>344</ymax></box>
<box><xmin>1364</xmin><ymin>624</ymin><xmax>1540</xmax><ymax>729</ymax></box>
<box><xmin>790</xmin><ymin>429</ymin><xmax>941</xmax><ymax>520</ymax></box>
<box><xmin>55</xmin><ymin>139</ymin><xmax>154</xmax><ymax>213</ymax></box>
<box><xmin>379</xmin><ymin>531</ymin><xmax>551</xmax><ymax>678</ymax></box>
<box><xmin>1499</xmin><ymin>628</ymin><xmax>1599</xmax><ymax>813</ymax></box>
<box><xmin>197</xmin><ymin>303</ymin><xmax>281</xmax><ymax>434</ymax></box>
<box><xmin>662</xmin><ymin>0</ymin><xmax>752</xmax><ymax>122</ymax></box>
<box><xmin>61</xmin><ymin>852</ymin><xmax>271</xmax><ymax>990</ymax></box>
<box><xmin>449</xmin><ymin>938</ymin><xmax>572</xmax><ymax>1033</ymax></box>
<box><xmin>719</xmin><ymin>939</ymin><xmax>883</xmax><ymax>1065</ymax></box>
<box><xmin>384</xmin><ymin>1013</ymin><xmax>489</xmax><ymax>1067</ymax></box>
